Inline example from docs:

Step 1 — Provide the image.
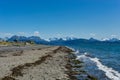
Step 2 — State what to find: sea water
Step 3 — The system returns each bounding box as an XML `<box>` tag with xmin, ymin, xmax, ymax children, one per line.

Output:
<box><xmin>65</xmin><ymin>42</ymin><xmax>120</xmax><ymax>80</ymax></box>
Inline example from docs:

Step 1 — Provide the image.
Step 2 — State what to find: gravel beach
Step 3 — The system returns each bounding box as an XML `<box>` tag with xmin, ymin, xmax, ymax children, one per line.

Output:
<box><xmin>0</xmin><ymin>45</ymin><xmax>74</xmax><ymax>80</ymax></box>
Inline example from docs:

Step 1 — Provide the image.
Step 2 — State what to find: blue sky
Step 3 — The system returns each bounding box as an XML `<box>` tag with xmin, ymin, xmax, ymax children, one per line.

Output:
<box><xmin>0</xmin><ymin>0</ymin><xmax>120</xmax><ymax>39</ymax></box>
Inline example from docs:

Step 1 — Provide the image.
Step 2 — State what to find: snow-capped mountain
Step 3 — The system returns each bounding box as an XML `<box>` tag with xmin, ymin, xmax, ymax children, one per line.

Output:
<box><xmin>0</xmin><ymin>35</ymin><xmax>120</xmax><ymax>45</ymax></box>
<box><xmin>101</xmin><ymin>37</ymin><xmax>120</xmax><ymax>42</ymax></box>
<box><xmin>7</xmin><ymin>35</ymin><xmax>48</xmax><ymax>44</ymax></box>
<box><xmin>89</xmin><ymin>37</ymin><xmax>99</xmax><ymax>42</ymax></box>
<box><xmin>28</xmin><ymin>36</ymin><xmax>47</xmax><ymax>44</ymax></box>
<box><xmin>7</xmin><ymin>35</ymin><xmax>28</xmax><ymax>42</ymax></box>
<box><xmin>49</xmin><ymin>37</ymin><xmax>61</xmax><ymax>41</ymax></box>
<box><xmin>105</xmin><ymin>38</ymin><xmax>120</xmax><ymax>42</ymax></box>
<box><xmin>101</xmin><ymin>38</ymin><xmax>109</xmax><ymax>41</ymax></box>
<box><xmin>49</xmin><ymin>37</ymin><xmax>78</xmax><ymax>42</ymax></box>
<box><xmin>62</xmin><ymin>37</ymin><xmax>78</xmax><ymax>41</ymax></box>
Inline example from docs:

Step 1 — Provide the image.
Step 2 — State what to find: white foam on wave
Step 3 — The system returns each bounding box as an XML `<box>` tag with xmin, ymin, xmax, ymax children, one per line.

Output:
<box><xmin>75</xmin><ymin>50</ymin><xmax>79</xmax><ymax>54</ymax></box>
<box><xmin>77</xmin><ymin>53</ymin><xmax>120</xmax><ymax>80</ymax></box>
<box><xmin>90</xmin><ymin>57</ymin><xmax>120</xmax><ymax>80</ymax></box>
<box><xmin>65</xmin><ymin>46</ymin><xmax>75</xmax><ymax>51</ymax></box>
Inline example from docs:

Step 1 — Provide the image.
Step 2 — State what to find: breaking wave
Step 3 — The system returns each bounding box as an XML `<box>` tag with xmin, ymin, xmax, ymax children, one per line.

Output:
<box><xmin>76</xmin><ymin>52</ymin><xmax>120</xmax><ymax>80</ymax></box>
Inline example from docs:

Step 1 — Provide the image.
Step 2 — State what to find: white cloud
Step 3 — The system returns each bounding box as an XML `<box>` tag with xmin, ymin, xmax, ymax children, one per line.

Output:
<box><xmin>34</xmin><ymin>31</ymin><xmax>40</xmax><ymax>36</ymax></box>
<box><xmin>18</xmin><ymin>32</ymin><xmax>26</xmax><ymax>36</ymax></box>
<box><xmin>111</xmin><ymin>34</ymin><xmax>117</xmax><ymax>38</ymax></box>
<box><xmin>0</xmin><ymin>32</ymin><xmax>13</xmax><ymax>37</ymax></box>
<box><xmin>4</xmin><ymin>33</ymin><xmax>13</xmax><ymax>36</ymax></box>
<box><xmin>56</xmin><ymin>33</ymin><xmax>62</xmax><ymax>37</ymax></box>
<box><xmin>90</xmin><ymin>33</ymin><xmax>96</xmax><ymax>37</ymax></box>
<box><xmin>70</xmin><ymin>34</ymin><xmax>74</xmax><ymax>37</ymax></box>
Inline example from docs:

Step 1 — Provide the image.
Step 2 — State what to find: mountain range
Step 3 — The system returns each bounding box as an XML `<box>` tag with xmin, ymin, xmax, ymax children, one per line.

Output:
<box><xmin>0</xmin><ymin>35</ymin><xmax>120</xmax><ymax>44</ymax></box>
<box><xmin>6</xmin><ymin>35</ymin><xmax>48</xmax><ymax>44</ymax></box>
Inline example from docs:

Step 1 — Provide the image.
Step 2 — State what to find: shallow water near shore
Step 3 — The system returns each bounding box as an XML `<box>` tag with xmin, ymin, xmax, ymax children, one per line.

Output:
<box><xmin>65</xmin><ymin>42</ymin><xmax>120</xmax><ymax>80</ymax></box>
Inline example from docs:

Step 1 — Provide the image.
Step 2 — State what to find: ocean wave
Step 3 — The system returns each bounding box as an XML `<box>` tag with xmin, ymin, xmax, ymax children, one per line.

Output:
<box><xmin>75</xmin><ymin>50</ymin><xmax>79</xmax><ymax>54</ymax></box>
<box><xmin>90</xmin><ymin>57</ymin><xmax>120</xmax><ymax>80</ymax></box>
<box><xmin>76</xmin><ymin>52</ymin><xmax>120</xmax><ymax>80</ymax></box>
<box><xmin>65</xmin><ymin>46</ymin><xmax>75</xmax><ymax>51</ymax></box>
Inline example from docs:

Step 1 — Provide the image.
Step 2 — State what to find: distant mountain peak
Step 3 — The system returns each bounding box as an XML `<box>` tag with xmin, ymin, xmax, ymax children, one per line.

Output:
<box><xmin>108</xmin><ymin>38</ymin><xmax>119</xmax><ymax>42</ymax></box>
<box><xmin>101</xmin><ymin>37</ymin><xmax>120</xmax><ymax>42</ymax></box>
<box><xmin>89</xmin><ymin>37</ymin><xmax>98</xmax><ymax>41</ymax></box>
<box><xmin>49</xmin><ymin>37</ymin><xmax>78</xmax><ymax>41</ymax></box>
<box><xmin>7</xmin><ymin>35</ymin><xmax>48</xmax><ymax>43</ymax></box>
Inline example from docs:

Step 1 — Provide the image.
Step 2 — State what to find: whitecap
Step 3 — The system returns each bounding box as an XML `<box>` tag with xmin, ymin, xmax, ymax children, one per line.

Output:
<box><xmin>90</xmin><ymin>57</ymin><xmax>120</xmax><ymax>80</ymax></box>
<box><xmin>77</xmin><ymin>53</ymin><xmax>120</xmax><ymax>80</ymax></box>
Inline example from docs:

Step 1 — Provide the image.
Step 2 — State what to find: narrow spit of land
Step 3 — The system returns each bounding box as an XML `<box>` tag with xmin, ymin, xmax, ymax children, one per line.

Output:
<box><xmin>0</xmin><ymin>45</ymin><xmax>78</xmax><ymax>80</ymax></box>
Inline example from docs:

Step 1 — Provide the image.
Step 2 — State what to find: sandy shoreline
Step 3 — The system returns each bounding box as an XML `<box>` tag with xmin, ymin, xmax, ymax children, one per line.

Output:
<box><xmin>0</xmin><ymin>45</ymin><xmax>74</xmax><ymax>80</ymax></box>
